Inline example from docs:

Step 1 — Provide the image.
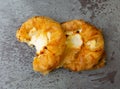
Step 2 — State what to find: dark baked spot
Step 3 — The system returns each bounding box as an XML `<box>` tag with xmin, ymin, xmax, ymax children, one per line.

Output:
<box><xmin>40</xmin><ymin>51</ymin><xmax>44</xmax><ymax>54</ymax></box>
<box><xmin>34</xmin><ymin>16</ymin><xmax>39</xmax><ymax>18</ymax></box>
<box><xmin>53</xmin><ymin>53</ymin><xmax>55</xmax><ymax>55</ymax></box>
<box><xmin>36</xmin><ymin>54</ymin><xmax>39</xmax><ymax>56</ymax></box>
<box><xmin>76</xmin><ymin>30</ymin><xmax>79</xmax><ymax>33</ymax></box>
<box><xmin>61</xmin><ymin>21</ymin><xmax>66</xmax><ymax>24</ymax></box>
<box><xmin>44</xmin><ymin>46</ymin><xmax>47</xmax><ymax>49</ymax></box>
<box><xmin>66</xmin><ymin>34</ymin><xmax>69</xmax><ymax>37</ymax></box>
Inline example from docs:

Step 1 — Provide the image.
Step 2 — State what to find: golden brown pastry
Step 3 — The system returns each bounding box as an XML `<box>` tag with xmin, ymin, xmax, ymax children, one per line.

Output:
<box><xmin>16</xmin><ymin>16</ymin><xmax>66</xmax><ymax>74</ymax></box>
<box><xmin>16</xmin><ymin>16</ymin><xmax>106</xmax><ymax>74</ymax></box>
<box><xmin>61</xmin><ymin>20</ymin><xmax>105</xmax><ymax>71</ymax></box>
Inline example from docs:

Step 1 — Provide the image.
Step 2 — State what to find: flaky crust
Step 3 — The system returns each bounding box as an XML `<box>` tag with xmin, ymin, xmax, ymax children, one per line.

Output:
<box><xmin>16</xmin><ymin>16</ymin><xmax>66</xmax><ymax>74</ymax></box>
<box><xmin>61</xmin><ymin>20</ymin><xmax>105</xmax><ymax>71</ymax></box>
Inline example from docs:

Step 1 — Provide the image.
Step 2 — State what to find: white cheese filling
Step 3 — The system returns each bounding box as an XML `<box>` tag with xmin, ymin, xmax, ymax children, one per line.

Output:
<box><xmin>87</xmin><ymin>40</ymin><xmax>96</xmax><ymax>49</ymax></box>
<box><xmin>70</xmin><ymin>34</ymin><xmax>83</xmax><ymax>48</ymax></box>
<box><xmin>66</xmin><ymin>30</ymin><xmax>83</xmax><ymax>49</ymax></box>
<box><xmin>29</xmin><ymin>34</ymin><xmax>48</xmax><ymax>53</ymax></box>
<box><xmin>29</xmin><ymin>28</ymin><xmax>52</xmax><ymax>53</ymax></box>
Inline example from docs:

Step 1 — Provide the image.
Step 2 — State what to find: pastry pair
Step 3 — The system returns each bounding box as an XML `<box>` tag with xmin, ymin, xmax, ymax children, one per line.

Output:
<box><xmin>16</xmin><ymin>16</ymin><xmax>105</xmax><ymax>75</ymax></box>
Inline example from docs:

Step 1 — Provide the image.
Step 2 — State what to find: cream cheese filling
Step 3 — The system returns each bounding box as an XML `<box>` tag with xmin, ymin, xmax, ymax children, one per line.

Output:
<box><xmin>65</xmin><ymin>29</ymin><xmax>83</xmax><ymax>49</ymax></box>
<box><xmin>29</xmin><ymin>28</ymin><xmax>51</xmax><ymax>53</ymax></box>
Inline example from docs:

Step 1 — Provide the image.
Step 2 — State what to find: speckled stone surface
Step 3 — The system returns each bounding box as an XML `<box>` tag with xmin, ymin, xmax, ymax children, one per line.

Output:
<box><xmin>0</xmin><ymin>0</ymin><xmax>120</xmax><ymax>89</ymax></box>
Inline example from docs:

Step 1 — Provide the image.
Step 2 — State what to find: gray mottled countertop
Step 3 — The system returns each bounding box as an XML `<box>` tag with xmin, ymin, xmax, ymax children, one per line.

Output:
<box><xmin>0</xmin><ymin>0</ymin><xmax>120</xmax><ymax>89</ymax></box>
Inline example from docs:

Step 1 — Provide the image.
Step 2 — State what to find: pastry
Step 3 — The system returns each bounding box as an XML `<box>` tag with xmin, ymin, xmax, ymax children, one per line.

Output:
<box><xmin>16</xmin><ymin>16</ymin><xmax>66</xmax><ymax>74</ymax></box>
<box><xmin>61</xmin><ymin>20</ymin><xmax>105</xmax><ymax>71</ymax></box>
